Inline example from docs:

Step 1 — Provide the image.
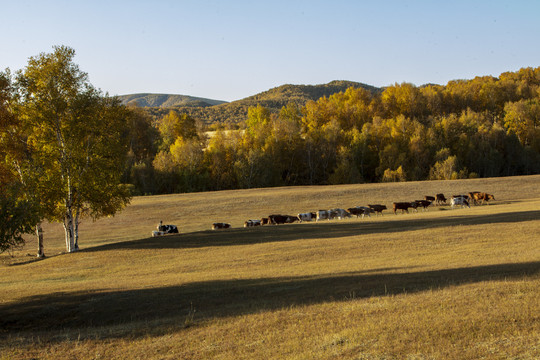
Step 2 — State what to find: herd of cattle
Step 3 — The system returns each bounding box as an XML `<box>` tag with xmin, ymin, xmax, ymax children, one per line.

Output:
<box><xmin>152</xmin><ymin>191</ymin><xmax>495</xmax><ymax>235</ymax></box>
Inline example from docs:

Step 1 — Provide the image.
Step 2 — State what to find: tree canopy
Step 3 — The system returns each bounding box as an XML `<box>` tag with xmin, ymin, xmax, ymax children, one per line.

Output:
<box><xmin>1</xmin><ymin>46</ymin><xmax>132</xmax><ymax>254</ymax></box>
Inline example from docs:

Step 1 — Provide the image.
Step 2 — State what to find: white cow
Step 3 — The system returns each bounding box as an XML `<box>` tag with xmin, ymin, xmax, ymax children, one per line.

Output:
<box><xmin>450</xmin><ymin>197</ymin><xmax>470</xmax><ymax>208</ymax></box>
<box><xmin>297</xmin><ymin>212</ymin><xmax>316</xmax><ymax>222</ymax></box>
<box><xmin>244</xmin><ymin>219</ymin><xmax>261</xmax><ymax>227</ymax></box>
<box><xmin>316</xmin><ymin>210</ymin><xmax>334</xmax><ymax>222</ymax></box>
<box><xmin>331</xmin><ymin>208</ymin><xmax>352</xmax><ymax>220</ymax></box>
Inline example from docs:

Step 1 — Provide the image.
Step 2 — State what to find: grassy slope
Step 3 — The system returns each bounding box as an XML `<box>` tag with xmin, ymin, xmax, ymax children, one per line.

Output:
<box><xmin>1</xmin><ymin>175</ymin><xmax>539</xmax><ymax>359</ymax></box>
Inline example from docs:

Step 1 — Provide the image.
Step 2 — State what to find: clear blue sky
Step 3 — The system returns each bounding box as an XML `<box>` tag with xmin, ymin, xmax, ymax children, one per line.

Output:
<box><xmin>2</xmin><ymin>0</ymin><xmax>539</xmax><ymax>102</ymax></box>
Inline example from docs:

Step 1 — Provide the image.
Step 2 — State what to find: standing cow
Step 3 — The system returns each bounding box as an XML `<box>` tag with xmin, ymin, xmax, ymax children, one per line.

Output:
<box><xmin>331</xmin><ymin>208</ymin><xmax>352</xmax><ymax>220</ymax></box>
<box><xmin>414</xmin><ymin>200</ymin><xmax>432</xmax><ymax>211</ymax></box>
<box><xmin>269</xmin><ymin>214</ymin><xmax>297</xmax><ymax>225</ymax></box>
<box><xmin>450</xmin><ymin>197</ymin><xmax>470</xmax><ymax>208</ymax></box>
<box><xmin>435</xmin><ymin>193</ymin><xmax>447</xmax><ymax>205</ymax></box>
<box><xmin>470</xmin><ymin>192</ymin><xmax>495</xmax><ymax>205</ymax></box>
<box><xmin>393</xmin><ymin>202</ymin><xmax>412</xmax><ymax>214</ymax></box>
<box><xmin>316</xmin><ymin>210</ymin><xmax>335</xmax><ymax>221</ymax></box>
<box><xmin>368</xmin><ymin>204</ymin><xmax>387</xmax><ymax>216</ymax></box>
<box><xmin>348</xmin><ymin>206</ymin><xmax>374</xmax><ymax>218</ymax></box>
<box><xmin>297</xmin><ymin>212</ymin><xmax>316</xmax><ymax>222</ymax></box>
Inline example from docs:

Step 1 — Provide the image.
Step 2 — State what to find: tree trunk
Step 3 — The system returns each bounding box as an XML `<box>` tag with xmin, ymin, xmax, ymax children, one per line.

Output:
<box><xmin>36</xmin><ymin>223</ymin><xmax>45</xmax><ymax>258</ymax></box>
<box><xmin>73</xmin><ymin>208</ymin><xmax>80</xmax><ymax>251</ymax></box>
<box><xmin>63</xmin><ymin>207</ymin><xmax>76</xmax><ymax>252</ymax></box>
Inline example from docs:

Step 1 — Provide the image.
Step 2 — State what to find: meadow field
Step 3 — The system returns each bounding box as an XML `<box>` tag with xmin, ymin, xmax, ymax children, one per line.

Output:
<box><xmin>1</xmin><ymin>175</ymin><xmax>539</xmax><ymax>359</ymax></box>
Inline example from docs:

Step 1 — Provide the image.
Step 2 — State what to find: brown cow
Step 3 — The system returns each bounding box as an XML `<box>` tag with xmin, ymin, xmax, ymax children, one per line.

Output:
<box><xmin>468</xmin><ymin>192</ymin><xmax>480</xmax><ymax>205</ymax></box>
<box><xmin>212</xmin><ymin>222</ymin><xmax>231</xmax><ymax>230</ymax></box>
<box><xmin>435</xmin><ymin>193</ymin><xmax>447</xmax><ymax>205</ymax></box>
<box><xmin>424</xmin><ymin>195</ymin><xmax>435</xmax><ymax>202</ymax></box>
<box><xmin>470</xmin><ymin>192</ymin><xmax>495</xmax><ymax>205</ymax></box>
<box><xmin>393</xmin><ymin>202</ymin><xmax>412</xmax><ymax>214</ymax></box>
<box><xmin>368</xmin><ymin>204</ymin><xmax>388</xmax><ymax>216</ymax></box>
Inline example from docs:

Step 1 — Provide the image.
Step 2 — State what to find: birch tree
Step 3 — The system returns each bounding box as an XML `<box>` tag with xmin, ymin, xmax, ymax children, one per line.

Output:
<box><xmin>14</xmin><ymin>46</ymin><xmax>131</xmax><ymax>253</ymax></box>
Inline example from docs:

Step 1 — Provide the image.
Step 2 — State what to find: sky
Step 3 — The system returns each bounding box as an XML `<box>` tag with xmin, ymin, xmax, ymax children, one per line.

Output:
<box><xmin>2</xmin><ymin>0</ymin><xmax>539</xmax><ymax>102</ymax></box>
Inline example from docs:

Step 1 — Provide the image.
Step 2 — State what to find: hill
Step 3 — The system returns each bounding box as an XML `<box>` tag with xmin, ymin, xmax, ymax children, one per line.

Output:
<box><xmin>117</xmin><ymin>93</ymin><xmax>228</xmax><ymax>108</ymax></box>
<box><xmin>126</xmin><ymin>80</ymin><xmax>381</xmax><ymax>124</ymax></box>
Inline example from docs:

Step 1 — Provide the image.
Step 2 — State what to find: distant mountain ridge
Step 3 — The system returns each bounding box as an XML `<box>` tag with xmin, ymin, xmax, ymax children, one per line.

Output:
<box><xmin>118</xmin><ymin>93</ymin><xmax>228</xmax><ymax>108</ymax></box>
<box><xmin>120</xmin><ymin>80</ymin><xmax>382</xmax><ymax>124</ymax></box>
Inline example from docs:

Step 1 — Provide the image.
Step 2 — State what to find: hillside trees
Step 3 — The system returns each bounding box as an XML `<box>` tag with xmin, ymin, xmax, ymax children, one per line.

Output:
<box><xmin>121</xmin><ymin>67</ymin><xmax>540</xmax><ymax>195</ymax></box>
<box><xmin>152</xmin><ymin>110</ymin><xmax>209</xmax><ymax>193</ymax></box>
<box><xmin>12</xmin><ymin>46</ymin><xmax>131</xmax><ymax>253</ymax></box>
<box><xmin>123</xmin><ymin>107</ymin><xmax>159</xmax><ymax>195</ymax></box>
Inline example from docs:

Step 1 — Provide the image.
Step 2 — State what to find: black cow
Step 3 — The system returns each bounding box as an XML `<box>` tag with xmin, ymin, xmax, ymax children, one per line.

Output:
<box><xmin>269</xmin><ymin>214</ymin><xmax>298</xmax><ymax>225</ymax></box>
<box><xmin>393</xmin><ymin>202</ymin><xmax>412</xmax><ymax>214</ymax></box>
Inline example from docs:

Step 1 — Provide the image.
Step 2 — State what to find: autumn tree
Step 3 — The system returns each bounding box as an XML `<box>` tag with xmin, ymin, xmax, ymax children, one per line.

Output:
<box><xmin>0</xmin><ymin>71</ymin><xmax>42</xmax><ymax>254</ymax></box>
<box><xmin>504</xmin><ymin>99</ymin><xmax>540</xmax><ymax>150</ymax></box>
<box><xmin>14</xmin><ymin>46</ymin><xmax>131</xmax><ymax>253</ymax></box>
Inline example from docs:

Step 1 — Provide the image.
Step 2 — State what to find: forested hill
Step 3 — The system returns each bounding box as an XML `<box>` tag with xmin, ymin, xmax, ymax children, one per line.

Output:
<box><xmin>123</xmin><ymin>80</ymin><xmax>380</xmax><ymax>124</ymax></box>
<box><xmin>118</xmin><ymin>93</ymin><xmax>228</xmax><ymax>108</ymax></box>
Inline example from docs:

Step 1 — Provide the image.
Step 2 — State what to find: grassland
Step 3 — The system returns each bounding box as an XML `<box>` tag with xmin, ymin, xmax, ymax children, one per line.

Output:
<box><xmin>1</xmin><ymin>175</ymin><xmax>539</xmax><ymax>359</ymax></box>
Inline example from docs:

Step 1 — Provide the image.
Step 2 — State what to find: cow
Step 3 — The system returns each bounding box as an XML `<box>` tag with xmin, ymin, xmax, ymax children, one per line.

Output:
<box><xmin>212</xmin><ymin>222</ymin><xmax>231</xmax><ymax>230</ymax></box>
<box><xmin>261</xmin><ymin>217</ymin><xmax>271</xmax><ymax>225</ymax></box>
<box><xmin>393</xmin><ymin>202</ymin><xmax>412</xmax><ymax>214</ymax></box>
<box><xmin>368</xmin><ymin>204</ymin><xmax>387</xmax><ymax>216</ymax></box>
<box><xmin>297</xmin><ymin>212</ymin><xmax>316</xmax><ymax>222</ymax></box>
<box><xmin>347</xmin><ymin>207</ymin><xmax>373</xmax><ymax>218</ymax></box>
<box><xmin>414</xmin><ymin>200</ymin><xmax>432</xmax><ymax>211</ymax></box>
<box><xmin>269</xmin><ymin>214</ymin><xmax>297</xmax><ymax>225</ymax></box>
<box><xmin>316</xmin><ymin>209</ymin><xmax>335</xmax><ymax>221</ymax></box>
<box><xmin>468</xmin><ymin>192</ymin><xmax>480</xmax><ymax>205</ymax></box>
<box><xmin>409</xmin><ymin>201</ymin><xmax>420</xmax><ymax>212</ymax></box>
<box><xmin>156</xmin><ymin>221</ymin><xmax>179</xmax><ymax>235</ymax></box>
<box><xmin>244</xmin><ymin>219</ymin><xmax>261</xmax><ymax>227</ymax></box>
<box><xmin>450</xmin><ymin>197</ymin><xmax>470</xmax><ymax>208</ymax></box>
<box><xmin>331</xmin><ymin>208</ymin><xmax>352</xmax><ymax>220</ymax></box>
<box><xmin>470</xmin><ymin>192</ymin><xmax>495</xmax><ymax>205</ymax></box>
<box><xmin>435</xmin><ymin>193</ymin><xmax>447</xmax><ymax>205</ymax></box>
<box><xmin>424</xmin><ymin>195</ymin><xmax>435</xmax><ymax>202</ymax></box>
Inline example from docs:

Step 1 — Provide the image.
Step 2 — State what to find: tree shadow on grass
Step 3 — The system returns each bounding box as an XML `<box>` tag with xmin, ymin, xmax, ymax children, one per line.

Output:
<box><xmin>1</xmin><ymin>261</ymin><xmax>539</xmax><ymax>338</ymax></box>
<box><xmin>83</xmin><ymin>210</ymin><xmax>540</xmax><ymax>252</ymax></box>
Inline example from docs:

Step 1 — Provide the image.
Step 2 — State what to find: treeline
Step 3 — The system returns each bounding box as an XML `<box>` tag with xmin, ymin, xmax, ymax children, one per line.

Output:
<box><xmin>124</xmin><ymin>67</ymin><xmax>540</xmax><ymax>195</ymax></box>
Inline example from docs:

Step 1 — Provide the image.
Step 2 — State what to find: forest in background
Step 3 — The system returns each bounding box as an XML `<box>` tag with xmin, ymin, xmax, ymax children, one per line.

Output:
<box><xmin>123</xmin><ymin>67</ymin><xmax>540</xmax><ymax>195</ymax></box>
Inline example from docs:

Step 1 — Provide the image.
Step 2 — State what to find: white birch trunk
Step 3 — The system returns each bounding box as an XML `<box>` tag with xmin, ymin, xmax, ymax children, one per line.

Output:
<box><xmin>63</xmin><ymin>194</ymin><xmax>76</xmax><ymax>252</ymax></box>
<box><xmin>36</xmin><ymin>223</ymin><xmax>45</xmax><ymax>258</ymax></box>
<box><xmin>73</xmin><ymin>207</ymin><xmax>80</xmax><ymax>251</ymax></box>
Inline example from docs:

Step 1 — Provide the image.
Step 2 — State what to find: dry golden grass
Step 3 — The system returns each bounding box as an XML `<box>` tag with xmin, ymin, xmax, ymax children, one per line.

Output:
<box><xmin>1</xmin><ymin>175</ymin><xmax>539</xmax><ymax>359</ymax></box>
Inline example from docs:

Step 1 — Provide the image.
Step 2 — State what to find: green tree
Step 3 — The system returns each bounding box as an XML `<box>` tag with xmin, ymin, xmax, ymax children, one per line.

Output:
<box><xmin>14</xmin><ymin>46</ymin><xmax>131</xmax><ymax>252</ymax></box>
<box><xmin>1</xmin><ymin>70</ymin><xmax>48</xmax><ymax>256</ymax></box>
